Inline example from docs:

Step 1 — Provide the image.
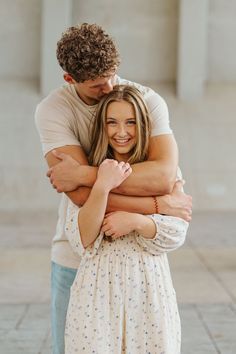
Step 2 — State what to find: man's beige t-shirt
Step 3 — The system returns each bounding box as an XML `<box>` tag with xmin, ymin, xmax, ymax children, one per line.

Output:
<box><xmin>35</xmin><ymin>76</ymin><xmax>173</xmax><ymax>269</ymax></box>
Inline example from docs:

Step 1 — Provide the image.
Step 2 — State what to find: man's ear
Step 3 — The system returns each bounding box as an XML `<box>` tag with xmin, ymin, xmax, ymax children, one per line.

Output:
<box><xmin>64</xmin><ymin>73</ymin><xmax>76</xmax><ymax>84</ymax></box>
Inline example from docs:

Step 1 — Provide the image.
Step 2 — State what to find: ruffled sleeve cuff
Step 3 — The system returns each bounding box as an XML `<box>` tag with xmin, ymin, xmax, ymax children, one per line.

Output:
<box><xmin>135</xmin><ymin>214</ymin><xmax>188</xmax><ymax>256</ymax></box>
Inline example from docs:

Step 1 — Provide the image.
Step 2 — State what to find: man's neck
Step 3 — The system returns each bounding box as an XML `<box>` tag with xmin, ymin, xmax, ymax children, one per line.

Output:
<box><xmin>75</xmin><ymin>87</ymin><xmax>98</xmax><ymax>106</ymax></box>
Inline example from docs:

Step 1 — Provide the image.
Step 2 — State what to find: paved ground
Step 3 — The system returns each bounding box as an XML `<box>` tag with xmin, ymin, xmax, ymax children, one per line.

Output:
<box><xmin>0</xmin><ymin>211</ymin><xmax>236</xmax><ymax>353</ymax></box>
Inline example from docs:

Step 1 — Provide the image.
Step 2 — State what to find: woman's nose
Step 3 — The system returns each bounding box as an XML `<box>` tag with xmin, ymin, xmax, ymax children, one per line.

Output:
<box><xmin>117</xmin><ymin>124</ymin><xmax>127</xmax><ymax>136</ymax></box>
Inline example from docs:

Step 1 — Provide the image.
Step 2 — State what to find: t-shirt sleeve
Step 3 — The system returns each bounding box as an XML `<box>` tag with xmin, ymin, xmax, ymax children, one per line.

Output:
<box><xmin>135</xmin><ymin>214</ymin><xmax>188</xmax><ymax>256</ymax></box>
<box><xmin>115</xmin><ymin>77</ymin><xmax>172</xmax><ymax>137</ymax></box>
<box><xmin>35</xmin><ymin>98</ymin><xmax>81</xmax><ymax>156</ymax></box>
<box><xmin>65</xmin><ymin>200</ymin><xmax>103</xmax><ymax>258</ymax></box>
<box><xmin>146</xmin><ymin>91</ymin><xmax>173</xmax><ymax>137</ymax></box>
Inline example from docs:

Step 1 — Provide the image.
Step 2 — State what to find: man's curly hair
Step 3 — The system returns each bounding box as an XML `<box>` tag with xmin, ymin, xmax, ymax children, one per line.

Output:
<box><xmin>56</xmin><ymin>23</ymin><xmax>120</xmax><ymax>83</ymax></box>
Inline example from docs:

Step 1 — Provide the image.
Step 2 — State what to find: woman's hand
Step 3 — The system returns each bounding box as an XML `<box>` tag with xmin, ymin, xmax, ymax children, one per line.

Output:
<box><xmin>101</xmin><ymin>211</ymin><xmax>138</xmax><ymax>239</ymax></box>
<box><xmin>96</xmin><ymin>159</ymin><xmax>132</xmax><ymax>192</ymax></box>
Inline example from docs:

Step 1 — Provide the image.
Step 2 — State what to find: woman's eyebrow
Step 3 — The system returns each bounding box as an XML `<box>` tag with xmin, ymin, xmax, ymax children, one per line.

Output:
<box><xmin>106</xmin><ymin>117</ymin><xmax>136</xmax><ymax>121</ymax></box>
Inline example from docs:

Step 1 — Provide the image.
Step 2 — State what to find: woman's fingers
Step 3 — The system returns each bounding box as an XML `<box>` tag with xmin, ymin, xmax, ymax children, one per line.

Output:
<box><xmin>118</xmin><ymin>161</ymin><xmax>131</xmax><ymax>172</ymax></box>
<box><xmin>101</xmin><ymin>224</ymin><xmax>113</xmax><ymax>235</ymax></box>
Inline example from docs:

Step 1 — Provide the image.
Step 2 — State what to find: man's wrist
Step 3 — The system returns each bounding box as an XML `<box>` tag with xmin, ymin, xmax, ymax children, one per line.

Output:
<box><xmin>77</xmin><ymin>165</ymin><xmax>98</xmax><ymax>188</ymax></box>
<box><xmin>156</xmin><ymin>195</ymin><xmax>170</xmax><ymax>215</ymax></box>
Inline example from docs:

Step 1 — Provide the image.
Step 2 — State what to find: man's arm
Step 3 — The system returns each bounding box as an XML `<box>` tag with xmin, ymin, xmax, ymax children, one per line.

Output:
<box><xmin>46</xmin><ymin>142</ymin><xmax>192</xmax><ymax>221</ymax></box>
<box><xmin>67</xmin><ymin>182</ymin><xmax>192</xmax><ymax>222</ymax></box>
<box><xmin>46</xmin><ymin>145</ymin><xmax>89</xmax><ymax>168</ymax></box>
<box><xmin>46</xmin><ymin>145</ymin><xmax>157</xmax><ymax>216</ymax></box>
<box><xmin>47</xmin><ymin>134</ymin><xmax>178</xmax><ymax>196</ymax></box>
<box><xmin>117</xmin><ymin>134</ymin><xmax>178</xmax><ymax>195</ymax></box>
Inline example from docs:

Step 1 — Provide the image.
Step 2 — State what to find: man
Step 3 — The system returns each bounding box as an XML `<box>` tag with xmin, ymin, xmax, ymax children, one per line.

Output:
<box><xmin>35</xmin><ymin>23</ymin><xmax>192</xmax><ymax>354</ymax></box>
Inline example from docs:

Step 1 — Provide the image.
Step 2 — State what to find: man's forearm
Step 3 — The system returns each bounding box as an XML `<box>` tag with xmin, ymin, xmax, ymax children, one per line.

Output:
<box><xmin>66</xmin><ymin>180</ymin><xmax>192</xmax><ymax>222</ymax></box>
<box><xmin>67</xmin><ymin>187</ymin><xmax>155</xmax><ymax>214</ymax></box>
<box><xmin>47</xmin><ymin>135</ymin><xmax>178</xmax><ymax>197</ymax></box>
<box><xmin>115</xmin><ymin>160</ymin><xmax>176</xmax><ymax>196</ymax></box>
<box><xmin>77</xmin><ymin>160</ymin><xmax>176</xmax><ymax>197</ymax></box>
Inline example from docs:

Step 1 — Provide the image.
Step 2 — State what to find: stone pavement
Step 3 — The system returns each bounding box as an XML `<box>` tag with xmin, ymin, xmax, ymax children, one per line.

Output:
<box><xmin>0</xmin><ymin>211</ymin><xmax>236</xmax><ymax>354</ymax></box>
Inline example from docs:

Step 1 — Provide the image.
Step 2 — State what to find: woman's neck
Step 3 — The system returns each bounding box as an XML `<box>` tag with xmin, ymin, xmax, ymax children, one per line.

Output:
<box><xmin>113</xmin><ymin>151</ymin><xmax>130</xmax><ymax>163</ymax></box>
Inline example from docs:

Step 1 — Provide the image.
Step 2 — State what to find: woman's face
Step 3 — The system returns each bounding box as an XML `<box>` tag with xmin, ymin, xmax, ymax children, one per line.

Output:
<box><xmin>106</xmin><ymin>100</ymin><xmax>137</xmax><ymax>162</ymax></box>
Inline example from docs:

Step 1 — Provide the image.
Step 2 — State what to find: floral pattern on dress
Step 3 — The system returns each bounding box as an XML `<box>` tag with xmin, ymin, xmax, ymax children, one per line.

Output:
<box><xmin>65</xmin><ymin>200</ymin><xmax>188</xmax><ymax>354</ymax></box>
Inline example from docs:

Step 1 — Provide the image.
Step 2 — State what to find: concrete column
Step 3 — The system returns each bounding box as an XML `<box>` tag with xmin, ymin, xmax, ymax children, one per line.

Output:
<box><xmin>40</xmin><ymin>0</ymin><xmax>73</xmax><ymax>95</ymax></box>
<box><xmin>177</xmin><ymin>0</ymin><xmax>208</xmax><ymax>100</ymax></box>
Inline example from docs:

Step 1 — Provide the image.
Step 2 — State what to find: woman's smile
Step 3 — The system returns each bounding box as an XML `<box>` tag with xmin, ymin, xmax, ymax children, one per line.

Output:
<box><xmin>106</xmin><ymin>100</ymin><xmax>136</xmax><ymax>161</ymax></box>
<box><xmin>112</xmin><ymin>137</ymin><xmax>132</xmax><ymax>145</ymax></box>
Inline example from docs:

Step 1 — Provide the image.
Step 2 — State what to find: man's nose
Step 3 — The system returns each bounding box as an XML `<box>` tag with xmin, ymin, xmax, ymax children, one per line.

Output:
<box><xmin>102</xmin><ymin>80</ymin><xmax>113</xmax><ymax>94</ymax></box>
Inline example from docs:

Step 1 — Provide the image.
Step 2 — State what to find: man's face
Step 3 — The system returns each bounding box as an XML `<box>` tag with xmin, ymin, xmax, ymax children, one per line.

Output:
<box><xmin>65</xmin><ymin>71</ymin><xmax>117</xmax><ymax>106</ymax></box>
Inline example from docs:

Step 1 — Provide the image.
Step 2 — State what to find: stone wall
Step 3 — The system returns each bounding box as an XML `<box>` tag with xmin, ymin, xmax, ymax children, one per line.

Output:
<box><xmin>0</xmin><ymin>0</ymin><xmax>236</xmax><ymax>211</ymax></box>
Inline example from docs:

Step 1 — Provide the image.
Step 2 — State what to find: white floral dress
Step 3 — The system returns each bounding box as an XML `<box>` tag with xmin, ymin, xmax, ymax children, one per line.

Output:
<box><xmin>64</xmin><ymin>200</ymin><xmax>188</xmax><ymax>354</ymax></box>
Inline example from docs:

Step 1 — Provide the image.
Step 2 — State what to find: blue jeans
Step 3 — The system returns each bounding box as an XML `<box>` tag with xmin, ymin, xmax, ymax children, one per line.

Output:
<box><xmin>51</xmin><ymin>261</ymin><xmax>77</xmax><ymax>354</ymax></box>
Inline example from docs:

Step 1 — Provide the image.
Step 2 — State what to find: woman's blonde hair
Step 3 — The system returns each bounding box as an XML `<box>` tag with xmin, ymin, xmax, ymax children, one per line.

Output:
<box><xmin>89</xmin><ymin>85</ymin><xmax>151</xmax><ymax>166</ymax></box>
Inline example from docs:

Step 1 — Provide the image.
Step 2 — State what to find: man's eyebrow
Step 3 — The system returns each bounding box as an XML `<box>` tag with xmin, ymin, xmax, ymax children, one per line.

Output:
<box><xmin>89</xmin><ymin>82</ymin><xmax>106</xmax><ymax>88</ymax></box>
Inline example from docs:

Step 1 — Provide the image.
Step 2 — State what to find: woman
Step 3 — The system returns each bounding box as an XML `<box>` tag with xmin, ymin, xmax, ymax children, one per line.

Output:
<box><xmin>65</xmin><ymin>85</ymin><xmax>188</xmax><ymax>353</ymax></box>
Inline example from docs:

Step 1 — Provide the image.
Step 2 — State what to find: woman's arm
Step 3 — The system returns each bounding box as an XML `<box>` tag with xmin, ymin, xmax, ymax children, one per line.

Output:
<box><xmin>135</xmin><ymin>214</ymin><xmax>188</xmax><ymax>255</ymax></box>
<box><xmin>76</xmin><ymin>160</ymin><xmax>132</xmax><ymax>248</ymax></box>
<box><xmin>101</xmin><ymin>211</ymin><xmax>188</xmax><ymax>255</ymax></box>
<box><xmin>78</xmin><ymin>182</ymin><xmax>109</xmax><ymax>248</ymax></box>
<box><xmin>101</xmin><ymin>211</ymin><xmax>156</xmax><ymax>239</ymax></box>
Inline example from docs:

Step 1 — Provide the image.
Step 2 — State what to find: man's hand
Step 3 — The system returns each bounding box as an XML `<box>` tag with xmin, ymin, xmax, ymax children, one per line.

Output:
<box><xmin>157</xmin><ymin>180</ymin><xmax>192</xmax><ymax>222</ymax></box>
<box><xmin>47</xmin><ymin>150</ymin><xmax>81</xmax><ymax>192</ymax></box>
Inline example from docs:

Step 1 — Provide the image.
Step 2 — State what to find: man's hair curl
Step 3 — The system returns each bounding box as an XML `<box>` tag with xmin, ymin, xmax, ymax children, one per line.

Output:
<box><xmin>56</xmin><ymin>23</ymin><xmax>120</xmax><ymax>83</ymax></box>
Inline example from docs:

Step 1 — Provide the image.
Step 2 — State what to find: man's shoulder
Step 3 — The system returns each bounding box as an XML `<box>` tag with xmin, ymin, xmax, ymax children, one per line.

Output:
<box><xmin>116</xmin><ymin>76</ymin><xmax>167</xmax><ymax>110</ymax></box>
<box><xmin>35</xmin><ymin>85</ymin><xmax>75</xmax><ymax>128</ymax></box>
<box><xmin>35</xmin><ymin>84</ymin><xmax>81</xmax><ymax>125</ymax></box>
<box><xmin>37</xmin><ymin>84</ymin><xmax>74</xmax><ymax>109</ymax></box>
<box><xmin>116</xmin><ymin>76</ymin><xmax>152</xmax><ymax>94</ymax></box>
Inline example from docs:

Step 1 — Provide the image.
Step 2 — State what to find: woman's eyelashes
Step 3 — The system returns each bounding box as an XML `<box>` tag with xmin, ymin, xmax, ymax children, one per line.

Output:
<box><xmin>106</xmin><ymin>119</ymin><xmax>136</xmax><ymax>125</ymax></box>
<box><xmin>126</xmin><ymin>119</ymin><xmax>136</xmax><ymax>125</ymax></box>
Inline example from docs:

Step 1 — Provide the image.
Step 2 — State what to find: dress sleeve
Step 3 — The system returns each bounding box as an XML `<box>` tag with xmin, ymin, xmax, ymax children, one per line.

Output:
<box><xmin>65</xmin><ymin>200</ymin><xmax>103</xmax><ymax>258</ymax></box>
<box><xmin>135</xmin><ymin>214</ymin><xmax>188</xmax><ymax>256</ymax></box>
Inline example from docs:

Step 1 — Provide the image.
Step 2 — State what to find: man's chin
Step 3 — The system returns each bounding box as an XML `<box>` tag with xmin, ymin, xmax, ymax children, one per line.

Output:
<box><xmin>92</xmin><ymin>95</ymin><xmax>103</xmax><ymax>102</ymax></box>
<box><xmin>88</xmin><ymin>96</ymin><xmax>101</xmax><ymax>104</ymax></box>
<box><xmin>97</xmin><ymin>93</ymin><xmax>106</xmax><ymax>100</ymax></box>
<box><xmin>93</xmin><ymin>92</ymin><xmax>109</xmax><ymax>103</ymax></box>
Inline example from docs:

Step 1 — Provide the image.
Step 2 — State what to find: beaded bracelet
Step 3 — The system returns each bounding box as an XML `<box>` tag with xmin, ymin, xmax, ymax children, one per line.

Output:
<box><xmin>152</xmin><ymin>196</ymin><xmax>159</xmax><ymax>214</ymax></box>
